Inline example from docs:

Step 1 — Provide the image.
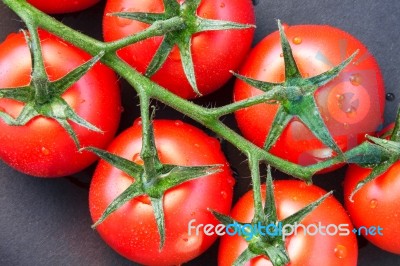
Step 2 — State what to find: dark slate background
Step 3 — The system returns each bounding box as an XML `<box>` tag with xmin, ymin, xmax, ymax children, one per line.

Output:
<box><xmin>1</xmin><ymin>0</ymin><xmax>400</xmax><ymax>265</ymax></box>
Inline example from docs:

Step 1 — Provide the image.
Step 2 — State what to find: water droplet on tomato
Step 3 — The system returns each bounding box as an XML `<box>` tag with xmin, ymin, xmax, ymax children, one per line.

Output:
<box><xmin>386</xmin><ymin>93</ymin><xmax>395</xmax><ymax>101</ymax></box>
<box><xmin>279</xmin><ymin>53</ymin><xmax>284</xmax><ymax>57</ymax></box>
<box><xmin>292</xmin><ymin>37</ymin><xmax>302</xmax><ymax>45</ymax></box>
<box><xmin>132</xmin><ymin>153</ymin><xmax>144</xmax><ymax>165</ymax></box>
<box><xmin>349</xmin><ymin>74</ymin><xmax>362</xmax><ymax>86</ymax></box>
<box><xmin>369</xmin><ymin>199</ymin><xmax>378</xmax><ymax>208</ymax></box>
<box><xmin>227</xmin><ymin>176</ymin><xmax>235</xmax><ymax>186</ymax></box>
<box><xmin>334</xmin><ymin>244</ymin><xmax>347</xmax><ymax>259</ymax></box>
<box><xmin>343</xmin><ymin>123</ymin><xmax>349</xmax><ymax>129</ymax></box>
<box><xmin>174</xmin><ymin>120</ymin><xmax>183</xmax><ymax>126</ymax></box>
<box><xmin>221</xmin><ymin>191</ymin><xmax>228</xmax><ymax>199</ymax></box>
<box><xmin>345</xmin><ymin>106</ymin><xmax>357</xmax><ymax>118</ymax></box>
<box><xmin>41</xmin><ymin>147</ymin><xmax>50</xmax><ymax>156</ymax></box>
<box><xmin>194</xmin><ymin>143</ymin><xmax>200</xmax><ymax>148</ymax></box>
<box><xmin>336</xmin><ymin>94</ymin><xmax>345</xmax><ymax>102</ymax></box>
<box><xmin>134</xmin><ymin>117</ymin><xmax>142</xmax><ymax>126</ymax></box>
<box><xmin>220</xmin><ymin>2</ymin><xmax>225</xmax><ymax>8</ymax></box>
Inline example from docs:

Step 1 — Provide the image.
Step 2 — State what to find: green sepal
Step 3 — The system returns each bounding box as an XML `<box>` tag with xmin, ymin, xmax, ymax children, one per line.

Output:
<box><xmin>280</xmin><ymin>191</ymin><xmax>333</xmax><ymax>229</ymax></box>
<box><xmin>263</xmin><ymin>107</ymin><xmax>292</xmax><ymax>151</ymax></box>
<box><xmin>150</xmin><ymin>196</ymin><xmax>166</xmax><ymax>249</ymax></box>
<box><xmin>196</xmin><ymin>17</ymin><xmax>255</xmax><ymax>32</ymax></box>
<box><xmin>264</xmin><ymin>166</ymin><xmax>278</xmax><ymax>223</ymax></box>
<box><xmin>295</xmin><ymin>96</ymin><xmax>343</xmax><ymax>157</ymax></box>
<box><xmin>305</xmin><ymin>51</ymin><xmax>358</xmax><ymax>89</ymax></box>
<box><xmin>145</xmin><ymin>36</ymin><xmax>174</xmax><ymax>77</ymax></box>
<box><xmin>349</xmin><ymin>156</ymin><xmax>397</xmax><ymax>201</ymax></box>
<box><xmin>91</xmin><ymin>182</ymin><xmax>145</xmax><ymax>229</ymax></box>
<box><xmin>232</xmin><ymin>72</ymin><xmax>282</xmax><ymax>94</ymax></box>
<box><xmin>0</xmin><ymin>86</ymin><xmax>32</xmax><ymax>102</ymax></box>
<box><xmin>154</xmin><ymin>164</ymin><xmax>223</xmax><ymax>192</ymax></box>
<box><xmin>277</xmin><ymin>20</ymin><xmax>302</xmax><ymax>79</ymax></box>
<box><xmin>83</xmin><ymin>147</ymin><xmax>143</xmax><ymax>178</ymax></box>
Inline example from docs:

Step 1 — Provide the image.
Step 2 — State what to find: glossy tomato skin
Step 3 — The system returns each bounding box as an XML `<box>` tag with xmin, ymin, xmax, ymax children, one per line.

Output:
<box><xmin>218</xmin><ymin>181</ymin><xmax>358</xmax><ymax>266</ymax></box>
<box><xmin>103</xmin><ymin>0</ymin><xmax>255</xmax><ymax>99</ymax></box>
<box><xmin>234</xmin><ymin>25</ymin><xmax>385</xmax><ymax>168</ymax></box>
<box><xmin>344</xmin><ymin>162</ymin><xmax>400</xmax><ymax>254</ymax></box>
<box><xmin>27</xmin><ymin>0</ymin><xmax>100</xmax><ymax>14</ymax></box>
<box><xmin>89</xmin><ymin>120</ymin><xmax>235</xmax><ymax>265</ymax></box>
<box><xmin>0</xmin><ymin>31</ymin><xmax>121</xmax><ymax>177</ymax></box>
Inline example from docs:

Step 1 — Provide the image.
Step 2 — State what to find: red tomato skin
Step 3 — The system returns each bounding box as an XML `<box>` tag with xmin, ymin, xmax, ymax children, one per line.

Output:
<box><xmin>0</xmin><ymin>31</ymin><xmax>121</xmax><ymax>177</ymax></box>
<box><xmin>234</xmin><ymin>25</ymin><xmax>385</xmax><ymax>169</ymax></box>
<box><xmin>27</xmin><ymin>0</ymin><xmax>101</xmax><ymax>14</ymax></box>
<box><xmin>344</xmin><ymin>162</ymin><xmax>400</xmax><ymax>254</ymax></box>
<box><xmin>103</xmin><ymin>0</ymin><xmax>255</xmax><ymax>99</ymax></box>
<box><xmin>218</xmin><ymin>181</ymin><xmax>358</xmax><ymax>266</ymax></box>
<box><xmin>89</xmin><ymin>120</ymin><xmax>235</xmax><ymax>265</ymax></box>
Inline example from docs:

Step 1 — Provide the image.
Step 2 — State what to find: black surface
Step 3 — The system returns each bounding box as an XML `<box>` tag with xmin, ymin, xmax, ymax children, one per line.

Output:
<box><xmin>1</xmin><ymin>0</ymin><xmax>400</xmax><ymax>265</ymax></box>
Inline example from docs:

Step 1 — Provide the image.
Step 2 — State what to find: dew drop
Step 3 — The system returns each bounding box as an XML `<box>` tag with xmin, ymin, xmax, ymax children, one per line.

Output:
<box><xmin>221</xmin><ymin>191</ymin><xmax>228</xmax><ymax>199</ymax></box>
<box><xmin>134</xmin><ymin>117</ymin><xmax>142</xmax><ymax>126</ymax></box>
<box><xmin>194</xmin><ymin>143</ymin><xmax>200</xmax><ymax>148</ymax></box>
<box><xmin>132</xmin><ymin>153</ymin><xmax>144</xmax><ymax>165</ymax></box>
<box><xmin>280</xmin><ymin>53</ymin><xmax>284</xmax><ymax>57</ymax></box>
<box><xmin>345</xmin><ymin>106</ymin><xmax>357</xmax><ymax>118</ymax></box>
<box><xmin>336</xmin><ymin>94</ymin><xmax>345</xmax><ymax>102</ymax></box>
<box><xmin>386</xmin><ymin>93</ymin><xmax>395</xmax><ymax>102</ymax></box>
<box><xmin>227</xmin><ymin>176</ymin><xmax>235</xmax><ymax>186</ymax></box>
<box><xmin>349</xmin><ymin>74</ymin><xmax>362</xmax><ymax>86</ymax></box>
<box><xmin>369</xmin><ymin>199</ymin><xmax>378</xmax><ymax>209</ymax></box>
<box><xmin>174</xmin><ymin>120</ymin><xmax>183</xmax><ymax>126</ymax></box>
<box><xmin>41</xmin><ymin>147</ymin><xmax>50</xmax><ymax>156</ymax></box>
<box><xmin>343</xmin><ymin>123</ymin><xmax>349</xmax><ymax>129</ymax></box>
<box><xmin>292</xmin><ymin>37</ymin><xmax>302</xmax><ymax>45</ymax></box>
<box><xmin>220</xmin><ymin>2</ymin><xmax>225</xmax><ymax>8</ymax></box>
<box><xmin>334</xmin><ymin>244</ymin><xmax>347</xmax><ymax>259</ymax></box>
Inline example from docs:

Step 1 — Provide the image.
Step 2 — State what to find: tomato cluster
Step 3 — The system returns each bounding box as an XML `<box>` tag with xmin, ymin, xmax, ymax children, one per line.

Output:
<box><xmin>0</xmin><ymin>0</ymin><xmax>399</xmax><ymax>265</ymax></box>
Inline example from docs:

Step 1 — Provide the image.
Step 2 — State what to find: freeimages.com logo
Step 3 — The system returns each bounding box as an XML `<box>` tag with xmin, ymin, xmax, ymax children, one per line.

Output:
<box><xmin>188</xmin><ymin>219</ymin><xmax>383</xmax><ymax>241</ymax></box>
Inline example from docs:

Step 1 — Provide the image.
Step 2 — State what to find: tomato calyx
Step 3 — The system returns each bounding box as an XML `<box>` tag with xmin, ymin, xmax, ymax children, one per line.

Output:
<box><xmin>86</xmin><ymin>100</ymin><xmax>222</xmax><ymax>249</ymax></box>
<box><xmin>346</xmin><ymin>109</ymin><xmax>400</xmax><ymax>200</ymax></box>
<box><xmin>212</xmin><ymin>166</ymin><xmax>332</xmax><ymax>266</ymax></box>
<box><xmin>109</xmin><ymin>0</ymin><xmax>254</xmax><ymax>96</ymax></box>
<box><xmin>233</xmin><ymin>20</ymin><xmax>358</xmax><ymax>157</ymax></box>
<box><xmin>0</xmin><ymin>28</ymin><xmax>103</xmax><ymax>148</ymax></box>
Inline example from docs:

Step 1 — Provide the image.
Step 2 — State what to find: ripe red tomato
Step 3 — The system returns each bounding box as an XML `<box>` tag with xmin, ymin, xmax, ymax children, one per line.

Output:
<box><xmin>218</xmin><ymin>181</ymin><xmax>358</xmax><ymax>266</ymax></box>
<box><xmin>89</xmin><ymin>120</ymin><xmax>235</xmax><ymax>265</ymax></box>
<box><xmin>0</xmin><ymin>30</ymin><xmax>121</xmax><ymax>177</ymax></box>
<box><xmin>103</xmin><ymin>0</ymin><xmax>255</xmax><ymax>99</ymax></box>
<box><xmin>344</xmin><ymin>162</ymin><xmax>400</xmax><ymax>254</ymax></box>
<box><xmin>233</xmin><ymin>25</ymin><xmax>385</xmax><ymax>168</ymax></box>
<box><xmin>27</xmin><ymin>0</ymin><xmax>100</xmax><ymax>14</ymax></box>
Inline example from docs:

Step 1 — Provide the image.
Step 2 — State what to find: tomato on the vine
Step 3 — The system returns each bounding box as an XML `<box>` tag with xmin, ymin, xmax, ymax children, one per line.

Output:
<box><xmin>89</xmin><ymin>120</ymin><xmax>235</xmax><ymax>265</ymax></box>
<box><xmin>344</xmin><ymin>142</ymin><xmax>400</xmax><ymax>254</ymax></box>
<box><xmin>234</xmin><ymin>24</ymin><xmax>385</xmax><ymax>168</ymax></box>
<box><xmin>0</xmin><ymin>30</ymin><xmax>121</xmax><ymax>177</ymax></box>
<box><xmin>218</xmin><ymin>181</ymin><xmax>358</xmax><ymax>265</ymax></box>
<box><xmin>27</xmin><ymin>0</ymin><xmax>101</xmax><ymax>14</ymax></box>
<box><xmin>103</xmin><ymin>0</ymin><xmax>255</xmax><ymax>99</ymax></box>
